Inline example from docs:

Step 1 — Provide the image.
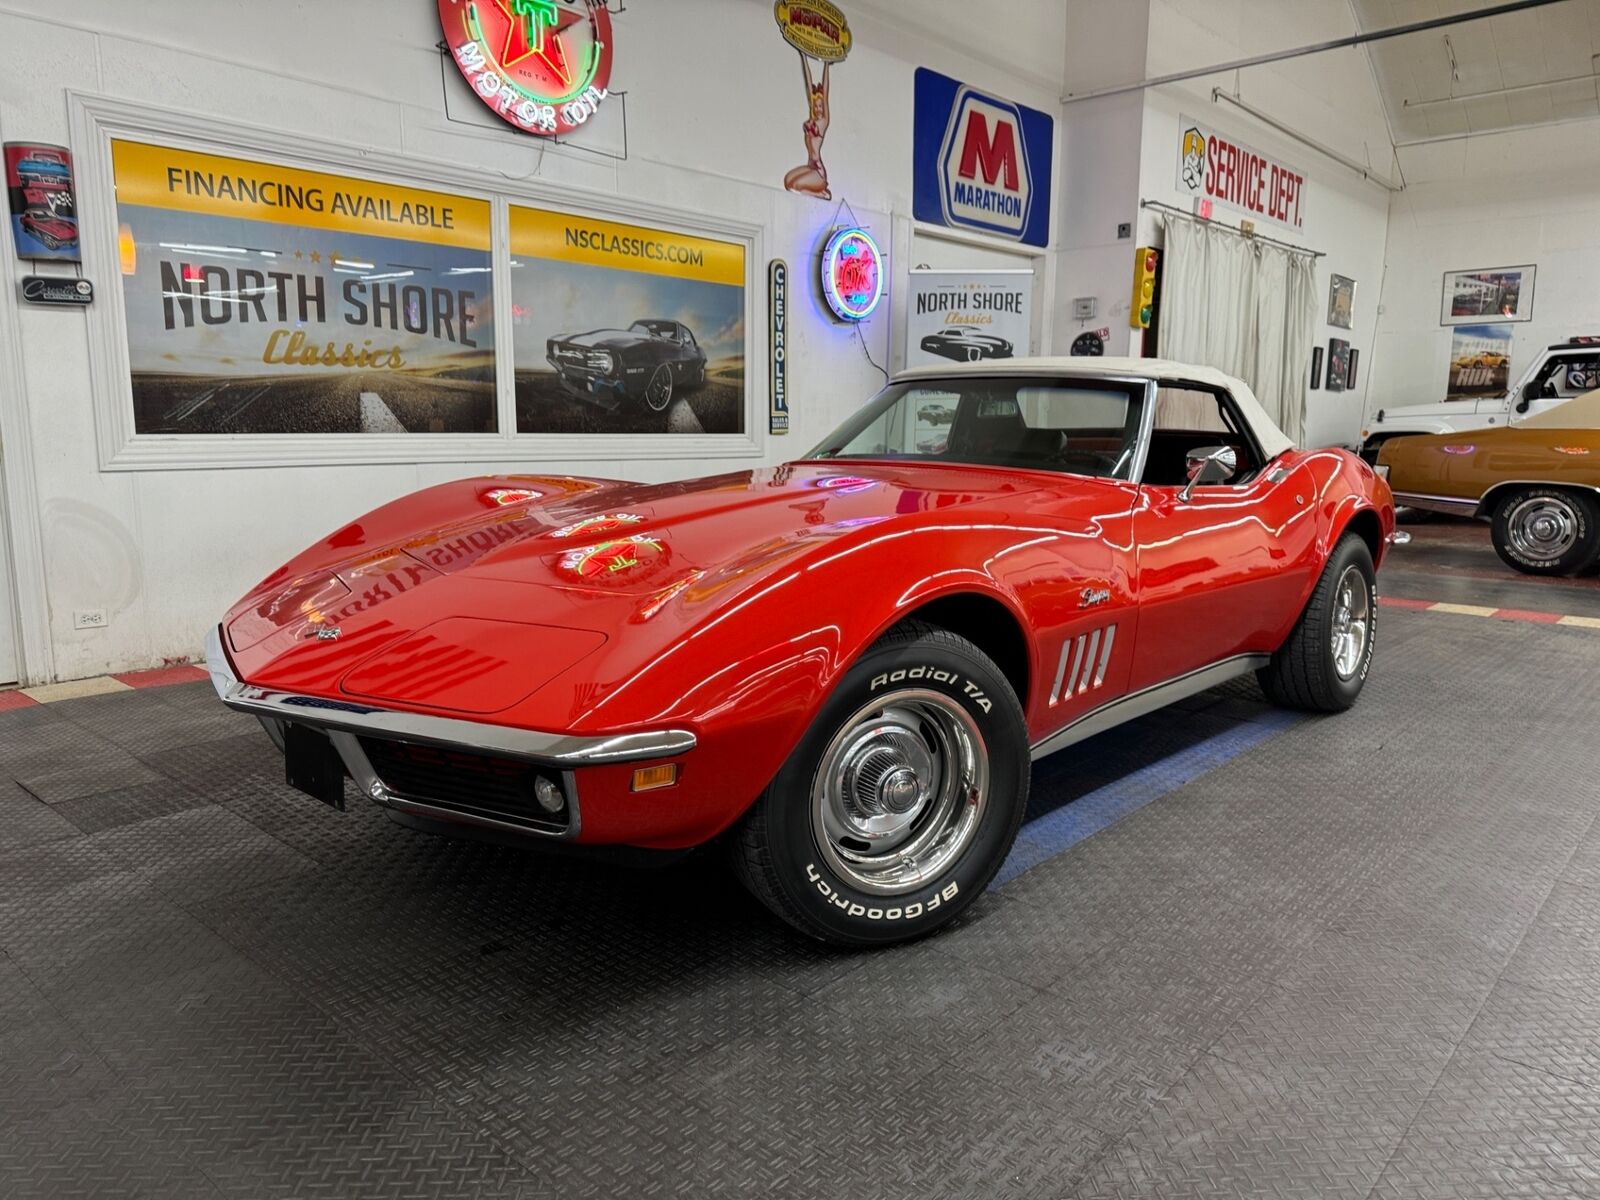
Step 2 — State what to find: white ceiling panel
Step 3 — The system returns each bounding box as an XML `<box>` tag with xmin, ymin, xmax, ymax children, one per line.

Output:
<box><xmin>1351</xmin><ymin>0</ymin><xmax>1600</xmax><ymax>141</ymax></box>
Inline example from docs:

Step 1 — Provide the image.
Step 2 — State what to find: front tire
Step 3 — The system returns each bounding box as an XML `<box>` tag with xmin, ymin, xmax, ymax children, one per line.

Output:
<box><xmin>733</xmin><ymin>621</ymin><xmax>1029</xmax><ymax>946</ymax></box>
<box><xmin>642</xmin><ymin>364</ymin><xmax>674</xmax><ymax>413</ymax></box>
<box><xmin>1491</xmin><ymin>487</ymin><xmax>1600</xmax><ymax>576</ymax></box>
<box><xmin>1258</xmin><ymin>533</ymin><xmax>1376</xmax><ymax>712</ymax></box>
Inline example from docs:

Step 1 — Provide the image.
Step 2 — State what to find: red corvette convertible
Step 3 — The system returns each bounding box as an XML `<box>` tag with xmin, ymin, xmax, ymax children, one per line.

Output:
<box><xmin>207</xmin><ymin>358</ymin><xmax>1397</xmax><ymax>944</ymax></box>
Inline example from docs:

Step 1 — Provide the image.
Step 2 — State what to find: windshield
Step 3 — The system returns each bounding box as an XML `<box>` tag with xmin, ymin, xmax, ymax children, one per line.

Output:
<box><xmin>807</xmin><ymin>377</ymin><xmax>1146</xmax><ymax>479</ymax></box>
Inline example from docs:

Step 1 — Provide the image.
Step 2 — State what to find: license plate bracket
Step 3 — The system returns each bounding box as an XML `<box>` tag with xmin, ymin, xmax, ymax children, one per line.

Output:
<box><xmin>284</xmin><ymin>723</ymin><xmax>347</xmax><ymax>810</ymax></box>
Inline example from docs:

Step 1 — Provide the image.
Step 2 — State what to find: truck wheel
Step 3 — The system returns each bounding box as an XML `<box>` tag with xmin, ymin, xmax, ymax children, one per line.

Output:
<box><xmin>1258</xmin><ymin>533</ymin><xmax>1376</xmax><ymax>713</ymax></box>
<box><xmin>643</xmin><ymin>364</ymin><xmax>674</xmax><ymax>413</ymax></box>
<box><xmin>1491</xmin><ymin>487</ymin><xmax>1600</xmax><ymax>576</ymax></box>
<box><xmin>732</xmin><ymin>621</ymin><xmax>1028</xmax><ymax>947</ymax></box>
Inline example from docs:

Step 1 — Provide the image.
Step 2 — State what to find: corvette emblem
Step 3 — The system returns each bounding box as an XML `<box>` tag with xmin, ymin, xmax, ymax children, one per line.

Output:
<box><xmin>1079</xmin><ymin>587</ymin><xmax>1111</xmax><ymax>609</ymax></box>
<box><xmin>314</xmin><ymin>626</ymin><xmax>342</xmax><ymax>641</ymax></box>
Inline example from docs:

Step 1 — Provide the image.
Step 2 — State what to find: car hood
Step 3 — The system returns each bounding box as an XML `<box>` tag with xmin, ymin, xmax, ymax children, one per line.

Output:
<box><xmin>223</xmin><ymin>462</ymin><xmax>1057</xmax><ymax>714</ymax></box>
<box><xmin>555</xmin><ymin>328</ymin><xmax>644</xmax><ymax>349</ymax></box>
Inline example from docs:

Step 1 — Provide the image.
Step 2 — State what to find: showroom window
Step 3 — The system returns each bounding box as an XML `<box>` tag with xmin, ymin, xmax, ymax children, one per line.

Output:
<box><xmin>69</xmin><ymin>96</ymin><xmax>764</xmax><ymax>470</ymax></box>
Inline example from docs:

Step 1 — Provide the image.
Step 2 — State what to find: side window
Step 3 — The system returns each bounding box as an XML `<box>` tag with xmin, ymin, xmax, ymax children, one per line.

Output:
<box><xmin>1559</xmin><ymin>354</ymin><xmax>1600</xmax><ymax>396</ymax></box>
<box><xmin>1144</xmin><ymin>386</ymin><xmax>1261</xmax><ymax>486</ymax></box>
<box><xmin>681</xmin><ymin>326</ymin><xmax>697</xmax><ymax>348</ymax></box>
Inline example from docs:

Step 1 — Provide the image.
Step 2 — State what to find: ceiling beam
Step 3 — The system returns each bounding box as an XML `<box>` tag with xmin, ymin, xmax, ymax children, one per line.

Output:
<box><xmin>1061</xmin><ymin>0</ymin><xmax>1575</xmax><ymax>103</ymax></box>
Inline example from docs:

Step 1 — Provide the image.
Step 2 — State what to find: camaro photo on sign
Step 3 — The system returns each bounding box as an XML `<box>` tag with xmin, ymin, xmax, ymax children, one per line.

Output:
<box><xmin>509</xmin><ymin>206</ymin><xmax>747</xmax><ymax>435</ymax></box>
<box><xmin>206</xmin><ymin>356</ymin><xmax>1398</xmax><ymax>946</ymax></box>
<box><xmin>1177</xmin><ymin>116</ymin><xmax>1306</xmax><ymax>232</ymax></box>
<box><xmin>112</xmin><ymin>141</ymin><xmax>495</xmax><ymax>435</ymax></box>
<box><xmin>912</xmin><ymin>68</ymin><xmax>1053</xmax><ymax>248</ymax></box>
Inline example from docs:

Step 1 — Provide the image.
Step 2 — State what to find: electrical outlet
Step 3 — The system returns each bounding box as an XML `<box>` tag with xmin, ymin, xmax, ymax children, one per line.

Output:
<box><xmin>73</xmin><ymin>609</ymin><xmax>108</xmax><ymax>630</ymax></box>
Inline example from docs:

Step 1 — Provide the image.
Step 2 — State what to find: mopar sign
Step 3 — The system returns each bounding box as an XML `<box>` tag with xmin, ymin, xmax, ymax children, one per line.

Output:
<box><xmin>913</xmin><ymin>68</ymin><xmax>1052</xmax><ymax>247</ymax></box>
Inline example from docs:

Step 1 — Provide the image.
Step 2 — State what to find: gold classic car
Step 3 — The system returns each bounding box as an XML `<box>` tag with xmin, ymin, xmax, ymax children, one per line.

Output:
<box><xmin>1378</xmin><ymin>389</ymin><xmax>1600</xmax><ymax>576</ymax></box>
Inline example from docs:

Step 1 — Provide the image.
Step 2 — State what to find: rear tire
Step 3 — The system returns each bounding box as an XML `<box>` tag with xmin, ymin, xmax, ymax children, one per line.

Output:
<box><xmin>732</xmin><ymin>621</ymin><xmax>1028</xmax><ymax>947</ymax></box>
<box><xmin>1490</xmin><ymin>486</ymin><xmax>1600</xmax><ymax>576</ymax></box>
<box><xmin>1258</xmin><ymin>534</ymin><xmax>1376</xmax><ymax>713</ymax></box>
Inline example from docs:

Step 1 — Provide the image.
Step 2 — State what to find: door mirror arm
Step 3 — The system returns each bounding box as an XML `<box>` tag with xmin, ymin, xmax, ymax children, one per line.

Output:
<box><xmin>1179</xmin><ymin>445</ymin><xmax>1239</xmax><ymax>502</ymax></box>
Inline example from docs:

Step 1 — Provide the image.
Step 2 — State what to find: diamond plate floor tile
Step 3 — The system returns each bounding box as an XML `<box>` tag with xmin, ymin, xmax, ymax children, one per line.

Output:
<box><xmin>10</xmin><ymin>741</ymin><xmax>169</xmax><ymax>804</ymax></box>
<box><xmin>53</xmin><ymin>686</ymin><xmax>255</xmax><ymax>757</ymax></box>
<box><xmin>1069</xmin><ymin>1054</ymin><xmax>1407</xmax><ymax>1200</ymax></box>
<box><xmin>89</xmin><ymin>805</ymin><xmax>319</xmax><ymax>911</ymax></box>
<box><xmin>54</xmin><ymin>777</ymin><xmax>213</xmax><ymax>834</ymax></box>
<box><xmin>0</xmin><ymin>779</ymin><xmax>80</xmax><ymax>850</ymax></box>
<box><xmin>1367</xmin><ymin>1048</ymin><xmax>1600</xmax><ymax>1200</ymax></box>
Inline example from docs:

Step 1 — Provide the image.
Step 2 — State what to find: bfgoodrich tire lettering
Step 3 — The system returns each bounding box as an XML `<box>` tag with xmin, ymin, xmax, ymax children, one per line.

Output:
<box><xmin>1490</xmin><ymin>487</ymin><xmax>1600</xmax><ymax>576</ymax></box>
<box><xmin>732</xmin><ymin>620</ymin><xmax>1029</xmax><ymax>946</ymax></box>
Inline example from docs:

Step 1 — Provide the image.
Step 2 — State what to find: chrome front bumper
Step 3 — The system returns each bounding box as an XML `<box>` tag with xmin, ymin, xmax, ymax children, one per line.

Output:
<box><xmin>204</xmin><ymin>625</ymin><xmax>696</xmax><ymax>840</ymax></box>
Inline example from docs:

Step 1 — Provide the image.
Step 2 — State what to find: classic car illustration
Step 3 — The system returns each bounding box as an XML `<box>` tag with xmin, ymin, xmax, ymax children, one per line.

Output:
<box><xmin>206</xmin><ymin>358</ymin><xmax>1396</xmax><ymax>946</ymax></box>
<box><xmin>18</xmin><ymin>207</ymin><xmax>77</xmax><ymax>251</ymax></box>
<box><xmin>1378</xmin><ymin>387</ymin><xmax>1600</xmax><ymax>576</ymax></box>
<box><xmin>13</xmin><ymin>148</ymin><xmax>70</xmax><ymax>184</ymax></box>
<box><xmin>917</xmin><ymin>401</ymin><xmax>955</xmax><ymax>426</ymax></box>
<box><xmin>920</xmin><ymin>326</ymin><xmax>1015</xmax><ymax>362</ymax></box>
<box><xmin>546</xmin><ymin>319</ymin><xmax>707</xmax><ymax>413</ymax></box>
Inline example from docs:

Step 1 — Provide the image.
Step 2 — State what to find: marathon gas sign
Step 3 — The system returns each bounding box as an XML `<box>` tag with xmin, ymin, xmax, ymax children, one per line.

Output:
<box><xmin>1176</xmin><ymin>116</ymin><xmax>1307</xmax><ymax>232</ymax></box>
<box><xmin>913</xmin><ymin>68</ymin><xmax>1053</xmax><ymax>248</ymax></box>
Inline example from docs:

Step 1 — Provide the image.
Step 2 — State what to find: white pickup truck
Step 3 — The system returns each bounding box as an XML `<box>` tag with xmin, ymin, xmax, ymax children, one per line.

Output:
<box><xmin>1361</xmin><ymin>337</ymin><xmax>1600</xmax><ymax>461</ymax></box>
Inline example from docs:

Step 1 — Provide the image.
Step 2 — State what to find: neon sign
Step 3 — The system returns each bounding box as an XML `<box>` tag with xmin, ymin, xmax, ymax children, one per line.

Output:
<box><xmin>820</xmin><ymin>226</ymin><xmax>882</xmax><ymax>322</ymax></box>
<box><xmin>438</xmin><ymin>0</ymin><xmax>614</xmax><ymax>138</ymax></box>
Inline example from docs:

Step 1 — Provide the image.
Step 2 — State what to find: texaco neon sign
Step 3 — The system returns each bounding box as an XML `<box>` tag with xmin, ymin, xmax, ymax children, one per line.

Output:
<box><xmin>438</xmin><ymin>0</ymin><xmax>614</xmax><ymax>137</ymax></box>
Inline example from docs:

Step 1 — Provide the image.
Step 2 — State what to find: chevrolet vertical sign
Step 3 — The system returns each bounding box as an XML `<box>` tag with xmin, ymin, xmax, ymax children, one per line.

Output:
<box><xmin>769</xmin><ymin>259</ymin><xmax>788</xmax><ymax>434</ymax></box>
<box><xmin>913</xmin><ymin>68</ymin><xmax>1053</xmax><ymax>247</ymax></box>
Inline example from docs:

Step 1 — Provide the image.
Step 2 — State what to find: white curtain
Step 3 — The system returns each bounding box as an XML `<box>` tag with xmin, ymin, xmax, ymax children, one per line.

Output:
<box><xmin>1157</xmin><ymin>215</ymin><xmax>1314</xmax><ymax>445</ymax></box>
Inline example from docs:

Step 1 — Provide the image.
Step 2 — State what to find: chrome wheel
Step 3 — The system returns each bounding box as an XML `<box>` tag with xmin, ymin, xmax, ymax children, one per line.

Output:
<box><xmin>1505</xmin><ymin>494</ymin><xmax>1579</xmax><ymax>565</ymax></box>
<box><xmin>810</xmin><ymin>689</ymin><xmax>989</xmax><ymax>896</ymax></box>
<box><xmin>1330</xmin><ymin>565</ymin><xmax>1371</xmax><ymax>680</ymax></box>
<box><xmin>643</xmin><ymin>364</ymin><xmax>673</xmax><ymax>412</ymax></box>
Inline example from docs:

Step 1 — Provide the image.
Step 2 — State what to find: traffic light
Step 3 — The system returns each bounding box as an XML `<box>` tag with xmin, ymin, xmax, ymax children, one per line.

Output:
<box><xmin>1129</xmin><ymin>246</ymin><xmax>1159</xmax><ymax>330</ymax></box>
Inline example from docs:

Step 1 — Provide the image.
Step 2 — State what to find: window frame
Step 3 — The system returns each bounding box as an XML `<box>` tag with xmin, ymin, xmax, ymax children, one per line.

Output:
<box><xmin>1138</xmin><ymin>378</ymin><xmax>1270</xmax><ymax>489</ymax></box>
<box><xmin>70</xmin><ymin>93</ymin><xmax>765</xmax><ymax>471</ymax></box>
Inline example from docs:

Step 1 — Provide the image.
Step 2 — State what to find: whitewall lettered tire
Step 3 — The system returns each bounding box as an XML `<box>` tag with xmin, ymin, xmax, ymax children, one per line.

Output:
<box><xmin>732</xmin><ymin>621</ymin><xmax>1029</xmax><ymax>946</ymax></box>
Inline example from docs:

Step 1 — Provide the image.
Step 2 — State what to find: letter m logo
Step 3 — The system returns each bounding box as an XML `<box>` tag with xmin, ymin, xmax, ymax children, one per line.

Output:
<box><xmin>938</xmin><ymin>87</ymin><xmax>1031</xmax><ymax>239</ymax></box>
<box><xmin>958</xmin><ymin>111</ymin><xmax>1020</xmax><ymax>190</ymax></box>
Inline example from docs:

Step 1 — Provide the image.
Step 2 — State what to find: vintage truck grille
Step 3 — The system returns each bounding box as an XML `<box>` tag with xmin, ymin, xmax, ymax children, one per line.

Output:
<box><xmin>358</xmin><ymin>738</ymin><xmax>570</xmax><ymax>834</ymax></box>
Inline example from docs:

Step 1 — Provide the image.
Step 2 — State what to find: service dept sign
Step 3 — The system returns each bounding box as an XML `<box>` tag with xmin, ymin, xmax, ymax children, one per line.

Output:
<box><xmin>913</xmin><ymin>68</ymin><xmax>1053</xmax><ymax>248</ymax></box>
<box><xmin>439</xmin><ymin>0</ymin><xmax>614</xmax><ymax>137</ymax></box>
<box><xmin>1176</xmin><ymin>116</ymin><xmax>1307</xmax><ymax>232</ymax></box>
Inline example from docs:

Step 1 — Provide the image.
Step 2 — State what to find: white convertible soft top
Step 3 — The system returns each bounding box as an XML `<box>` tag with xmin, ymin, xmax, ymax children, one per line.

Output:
<box><xmin>893</xmin><ymin>355</ymin><xmax>1295</xmax><ymax>460</ymax></box>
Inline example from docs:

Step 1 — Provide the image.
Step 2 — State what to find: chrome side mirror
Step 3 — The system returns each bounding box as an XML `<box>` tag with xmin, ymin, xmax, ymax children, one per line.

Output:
<box><xmin>1179</xmin><ymin>445</ymin><xmax>1238</xmax><ymax>501</ymax></box>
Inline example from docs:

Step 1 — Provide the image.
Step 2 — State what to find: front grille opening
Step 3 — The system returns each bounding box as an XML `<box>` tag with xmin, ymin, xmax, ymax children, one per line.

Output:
<box><xmin>359</xmin><ymin>738</ymin><xmax>570</xmax><ymax>834</ymax></box>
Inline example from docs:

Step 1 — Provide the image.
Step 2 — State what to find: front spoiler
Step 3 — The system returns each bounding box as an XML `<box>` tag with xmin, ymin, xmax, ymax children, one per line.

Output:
<box><xmin>205</xmin><ymin>626</ymin><xmax>696</xmax><ymax>842</ymax></box>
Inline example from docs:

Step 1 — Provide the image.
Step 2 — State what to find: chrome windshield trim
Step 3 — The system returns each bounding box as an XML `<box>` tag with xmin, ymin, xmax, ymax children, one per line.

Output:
<box><xmin>203</xmin><ymin>624</ymin><xmax>695</xmax><ymax>766</ymax></box>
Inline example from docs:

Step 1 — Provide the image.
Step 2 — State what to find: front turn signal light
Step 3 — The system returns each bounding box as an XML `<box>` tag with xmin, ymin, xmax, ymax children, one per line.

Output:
<box><xmin>631</xmin><ymin>763</ymin><xmax>679</xmax><ymax>792</ymax></box>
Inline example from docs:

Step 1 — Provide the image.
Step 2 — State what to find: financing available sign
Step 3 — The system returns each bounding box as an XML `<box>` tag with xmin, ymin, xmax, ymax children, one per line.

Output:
<box><xmin>913</xmin><ymin>68</ymin><xmax>1053</xmax><ymax>248</ymax></box>
<box><xmin>1176</xmin><ymin>116</ymin><xmax>1306</xmax><ymax>232</ymax></box>
<box><xmin>111</xmin><ymin>140</ymin><xmax>496</xmax><ymax>436</ymax></box>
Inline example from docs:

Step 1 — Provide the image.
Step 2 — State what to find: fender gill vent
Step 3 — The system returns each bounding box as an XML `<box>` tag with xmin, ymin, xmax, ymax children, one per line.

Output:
<box><xmin>1050</xmin><ymin>624</ymin><xmax>1118</xmax><ymax>705</ymax></box>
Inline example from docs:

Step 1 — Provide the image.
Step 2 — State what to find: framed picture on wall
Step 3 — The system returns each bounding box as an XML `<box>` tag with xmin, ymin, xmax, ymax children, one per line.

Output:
<box><xmin>1441</xmin><ymin>265</ymin><xmax>1535</xmax><ymax>325</ymax></box>
<box><xmin>1327</xmin><ymin>274</ymin><xmax>1355</xmax><ymax>330</ymax></box>
<box><xmin>1347</xmin><ymin>348</ymin><xmax>1359</xmax><ymax>388</ymax></box>
<box><xmin>1326</xmin><ymin>338</ymin><xmax>1351</xmax><ymax>393</ymax></box>
<box><xmin>1309</xmin><ymin>345</ymin><xmax>1323</xmax><ymax>389</ymax></box>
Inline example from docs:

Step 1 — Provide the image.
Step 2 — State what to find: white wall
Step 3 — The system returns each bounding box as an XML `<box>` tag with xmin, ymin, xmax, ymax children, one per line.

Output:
<box><xmin>1135</xmin><ymin>0</ymin><xmax>1395</xmax><ymax>449</ymax></box>
<box><xmin>1370</xmin><ymin>120</ymin><xmax>1600</xmax><ymax>415</ymax></box>
<box><xmin>0</xmin><ymin>0</ymin><xmax>1070</xmax><ymax>682</ymax></box>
